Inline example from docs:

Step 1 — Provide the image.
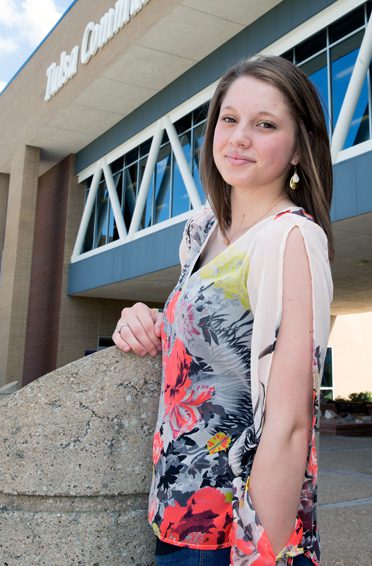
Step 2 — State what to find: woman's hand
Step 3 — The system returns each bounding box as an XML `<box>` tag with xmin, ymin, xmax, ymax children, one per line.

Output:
<box><xmin>112</xmin><ymin>302</ymin><xmax>163</xmax><ymax>357</ymax></box>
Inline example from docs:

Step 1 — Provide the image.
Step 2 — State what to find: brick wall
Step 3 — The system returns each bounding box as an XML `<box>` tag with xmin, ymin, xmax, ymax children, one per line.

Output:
<box><xmin>0</xmin><ymin>173</ymin><xmax>9</xmax><ymax>260</ymax></box>
<box><xmin>22</xmin><ymin>157</ymin><xmax>71</xmax><ymax>384</ymax></box>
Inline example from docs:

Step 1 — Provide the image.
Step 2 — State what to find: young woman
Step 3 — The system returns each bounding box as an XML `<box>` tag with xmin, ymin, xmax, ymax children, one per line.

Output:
<box><xmin>113</xmin><ymin>56</ymin><xmax>334</xmax><ymax>566</ymax></box>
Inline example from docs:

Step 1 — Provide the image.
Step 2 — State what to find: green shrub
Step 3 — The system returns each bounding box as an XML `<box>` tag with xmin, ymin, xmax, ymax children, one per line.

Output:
<box><xmin>348</xmin><ymin>391</ymin><xmax>372</xmax><ymax>402</ymax></box>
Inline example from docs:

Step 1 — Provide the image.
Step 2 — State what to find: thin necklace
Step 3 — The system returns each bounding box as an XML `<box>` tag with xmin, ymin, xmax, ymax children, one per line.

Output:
<box><xmin>223</xmin><ymin>195</ymin><xmax>287</xmax><ymax>246</ymax></box>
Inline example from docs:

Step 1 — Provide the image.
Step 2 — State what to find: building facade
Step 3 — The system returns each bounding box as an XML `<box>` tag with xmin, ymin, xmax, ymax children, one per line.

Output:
<box><xmin>1</xmin><ymin>0</ymin><xmax>372</xmax><ymax>399</ymax></box>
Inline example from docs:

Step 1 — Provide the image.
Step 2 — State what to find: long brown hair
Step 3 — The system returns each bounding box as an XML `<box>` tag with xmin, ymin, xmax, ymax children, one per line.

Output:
<box><xmin>200</xmin><ymin>55</ymin><xmax>335</xmax><ymax>262</ymax></box>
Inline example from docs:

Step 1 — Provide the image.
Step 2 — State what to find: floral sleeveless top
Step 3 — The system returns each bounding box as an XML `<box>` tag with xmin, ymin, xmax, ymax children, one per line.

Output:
<box><xmin>148</xmin><ymin>206</ymin><xmax>333</xmax><ymax>565</ymax></box>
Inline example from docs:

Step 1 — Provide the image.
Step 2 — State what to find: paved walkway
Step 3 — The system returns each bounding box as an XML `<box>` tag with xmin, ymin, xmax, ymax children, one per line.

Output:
<box><xmin>318</xmin><ymin>433</ymin><xmax>372</xmax><ymax>565</ymax></box>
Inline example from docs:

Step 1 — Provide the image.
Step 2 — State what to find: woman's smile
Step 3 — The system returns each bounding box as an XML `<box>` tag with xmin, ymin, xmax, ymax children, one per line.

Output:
<box><xmin>225</xmin><ymin>153</ymin><xmax>256</xmax><ymax>166</ymax></box>
<box><xmin>213</xmin><ymin>75</ymin><xmax>299</xmax><ymax>193</ymax></box>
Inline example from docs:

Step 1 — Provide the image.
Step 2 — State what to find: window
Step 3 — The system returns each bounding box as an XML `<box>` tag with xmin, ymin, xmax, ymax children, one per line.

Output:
<box><xmin>320</xmin><ymin>347</ymin><xmax>334</xmax><ymax>401</ymax></box>
<box><xmin>82</xmin><ymin>103</ymin><xmax>208</xmax><ymax>253</ymax></box>
<box><xmin>283</xmin><ymin>2</ymin><xmax>371</xmax><ymax>148</ymax></box>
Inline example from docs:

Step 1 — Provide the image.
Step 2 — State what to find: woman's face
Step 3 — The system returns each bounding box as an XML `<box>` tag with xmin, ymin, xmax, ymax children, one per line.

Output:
<box><xmin>212</xmin><ymin>75</ymin><xmax>299</xmax><ymax>194</ymax></box>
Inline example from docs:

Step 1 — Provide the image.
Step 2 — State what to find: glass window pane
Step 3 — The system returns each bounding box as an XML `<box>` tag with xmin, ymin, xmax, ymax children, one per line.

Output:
<box><xmin>193</xmin><ymin>102</ymin><xmax>209</xmax><ymax>126</ymax></box>
<box><xmin>348</xmin><ymin>81</ymin><xmax>369</xmax><ymax>147</ymax></box>
<box><xmin>321</xmin><ymin>348</ymin><xmax>333</xmax><ymax>388</ymax></box>
<box><xmin>110</xmin><ymin>156</ymin><xmax>123</xmax><ymax>175</ymax></box>
<box><xmin>83</xmin><ymin>196</ymin><xmax>95</xmax><ymax>253</ymax></box>
<box><xmin>95</xmin><ymin>183</ymin><xmax>109</xmax><ymax>248</ymax></box>
<box><xmin>295</xmin><ymin>30</ymin><xmax>326</xmax><ymax>64</ymax></box>
<box><xmin>174</xmin><ymin>113</ymin><xmax>192</xmax><ymax>136</ymax></box>
<box><xmin>192</xmin><ymin>122</ymin><xmax>206</xmax><ymax>203</ymax></box>
<box><xmin>331</xmin><ymin>31</ymin><xmax>369</xmax><ymax>148</ymax></box>
<box><xmin>145</xmin><ymin>174</ymin><xmax>155</xmax><ymax>228</ymax></box>
<box><xmin>300</xmin><ymin>52</ymin><xmax>329</xmax><ymax>131</ymax></box>
<box><xmin>368</xmin><ymin>1</ymin><xmax>372</xmax><ymax>18</ymax></box>
<box><xmin>123</xmin><ymin>164</ymin><xmax>137</xmax><ymax>230</ymax></box>
<box><xmin>113</xmin><ymin>171</ymin><xmax>123</xmax><ymax>209</ymax></box>
<box><xmin>140</xmin><ymin>138</ymin><xmax>152</xmax><ymax>158</ymax></box>
<box><xmin>281</xmin><ymin>50</ymin><xmax>294</xmax><ymax>63</ymax></box>
<box><xmin>107</xmin><ymin>203</ymin><xmax>118</xmax><ymax>243</ymax></box>
<box><xmin>154</xmin><ymin>140</ymin><xmax>171</xmax><ymax>223</ymax></box>
<box><xmin>125</xmin><ymin>146</ymin><xmax>139</xmax><ymax>166</ymax></box>
<box><xmin>329</xmin><ymin>6</ymin><xmax>364</xmax><ymax>44</ymax></box>
<box><xmin>172</xmin><ymin>132</ymin><xmax>191</xmax><ymax>217</ymax></box>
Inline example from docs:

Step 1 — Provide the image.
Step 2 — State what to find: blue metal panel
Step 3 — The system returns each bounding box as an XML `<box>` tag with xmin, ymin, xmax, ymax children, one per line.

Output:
<box><xmin>75</xmin><ymin>0</ymin><xmax>337</xmax><ymax>173</ymax></box>
<box><xmin>332</xmin><ymin>149</ymin><xmax>372</xmax><ymax>221</ymax></box>
<box><xmin>68</xmin><ymin>220</ymin><xmax>185</xmax><ymax>295</ymax></box>
<box><xmin>333</xmin><ymin>160</ymin><xmax>357</xmax><ymax>220</ymax></box>
<box><xmin>355</xmin><ymin>151</ymin><xmax>372</xmax><ymax>214</ymax></box>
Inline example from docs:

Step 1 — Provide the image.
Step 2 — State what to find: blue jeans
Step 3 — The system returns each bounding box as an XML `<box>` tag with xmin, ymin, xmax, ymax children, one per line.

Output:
<box><xmin>293</xmin><ymin>556</ymin><xmax>314</xmax><ymax>565</ymax></box>
<box><xmin>155</xmin><ymin>548</ymin><xmax>314</xmax><ymax>565</ymax></box>
<box><xmin>155</xmin><ymin>547</ymin><xmax>230</xmax><ymax>566</ymax></box>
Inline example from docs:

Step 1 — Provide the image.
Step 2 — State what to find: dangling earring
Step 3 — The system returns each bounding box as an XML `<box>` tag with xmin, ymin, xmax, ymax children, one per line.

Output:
<box><xmin>289</xmin><ymin>165</ymin><xmax>300</xmax><ymax>190</ymax></box>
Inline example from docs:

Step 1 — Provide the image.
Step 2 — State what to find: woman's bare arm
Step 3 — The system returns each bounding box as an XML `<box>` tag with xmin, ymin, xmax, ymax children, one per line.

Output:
<box><xmin>248</xmin><ymin>226</ymin><xmax>313</xmax><ymax>556</ymax></box>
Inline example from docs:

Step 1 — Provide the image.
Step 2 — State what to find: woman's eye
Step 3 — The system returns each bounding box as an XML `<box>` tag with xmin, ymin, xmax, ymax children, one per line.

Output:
<box><xmin>221</xmin><ymin>116</ymin><xmax>236</xmax><ymax>123</ymax></box>
<box><xmin>258</xmin><ymin>121</ymin><xmax>275</xmax><ymax>129</ymax></box>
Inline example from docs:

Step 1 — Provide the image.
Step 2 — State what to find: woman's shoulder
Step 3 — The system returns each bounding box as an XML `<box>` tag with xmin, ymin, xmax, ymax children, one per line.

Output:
<box><xmin>260</xmin><ymin>206</ymin><xmax>328</xmax><ymax>249</ymax></box>
<box><xmin>180</xmin><ymin>206</ymin><xmax>215</xmax><ymax>266</ymax></box>
<box><xmin>183</xmin><ymin>206</ymin><xmax>215</xmax><ymax>246</ymax></box>
<box><xmin>248</xmin><ymin>207</ymin><xmax>330</xmax><ymax>272</ymax></box>
<box><xmin>186</xmin><ymin>206</ymin><xmax>215</xmax><ymax>230</ymax></box>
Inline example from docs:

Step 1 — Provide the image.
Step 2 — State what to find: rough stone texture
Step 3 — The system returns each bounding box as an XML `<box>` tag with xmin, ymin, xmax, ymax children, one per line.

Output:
<box><xmin>0</xmin><ymin>381</ymin><xmax>18</xmax><ymax>400</ymax></box>
<box><xmin>0</xmin><ymin>347</ymin><xmax>161</xmax><ymax>565</ymax></box>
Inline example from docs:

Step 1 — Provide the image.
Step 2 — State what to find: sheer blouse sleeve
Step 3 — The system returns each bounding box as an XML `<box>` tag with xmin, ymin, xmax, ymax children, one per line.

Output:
<box><xmin>179</xmin><ymin>207</ymin><xmax>215</xmax><ymax>268</ymax></box>
<box><xmin>228</xmin><ymin>214</ymin><xmax>333</xmax><ymax>565</ymax></box>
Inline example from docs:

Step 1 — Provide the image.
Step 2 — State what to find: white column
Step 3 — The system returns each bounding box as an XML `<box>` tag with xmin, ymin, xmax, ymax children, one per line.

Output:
<box><xmin>102</xmin><ymin>159</ymin><xmax>127</xmax><ymax>239</ymax></box>
<box><xmin>128</xmin><ymin>122</ymin><xmax>163</xmax><ymax>236</ymax></box>
<box><xmin>71</xmin><ymin>165</ymin><xmax>102</xmax><ymax>260</ymax></box>
<box><xmin>164</xmin><ymin>116</ymin><xmax>202</xmax><ymax>210</ymax></box>
<box><xmin>331</xmin><ymin>12</ymin><xmax>372</xmax><ymax>161</ymax></box>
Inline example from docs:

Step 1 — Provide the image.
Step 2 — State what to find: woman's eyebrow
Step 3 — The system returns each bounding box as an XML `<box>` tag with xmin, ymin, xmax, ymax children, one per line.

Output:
<box><xmin>256</xmin><ymin>110</ymin><xmax>278</xmax><ymax>118</ymax></box>
<box><xmin>220</xmin><ymin>106</ymin><xmax>279</xmax><ymax>119</ymax></box>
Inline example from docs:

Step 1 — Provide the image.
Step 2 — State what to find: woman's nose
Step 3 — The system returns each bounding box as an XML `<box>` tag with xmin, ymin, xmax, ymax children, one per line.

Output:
<box><xmin>229</xmin><ymin>123</ymin><xmax>252</xmax><ymax>147</ymax></box>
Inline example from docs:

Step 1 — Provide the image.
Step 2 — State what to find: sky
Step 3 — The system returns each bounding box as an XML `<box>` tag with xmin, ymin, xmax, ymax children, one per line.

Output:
<box><xmin>0</xmin><ymin>0</ymin><xmax>75</xmax><ymax>93</ymax></box>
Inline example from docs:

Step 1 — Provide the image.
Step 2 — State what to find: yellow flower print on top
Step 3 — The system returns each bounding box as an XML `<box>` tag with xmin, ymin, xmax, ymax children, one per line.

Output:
<box><xmin>199</xmin><ymin>250</ymin><xmax>250</xmax><ymax>310</ymax></box>
<box><xmin>207</xmin><ymin>432</ymin><xmax>232</xmax><ymax>454</ymax></box>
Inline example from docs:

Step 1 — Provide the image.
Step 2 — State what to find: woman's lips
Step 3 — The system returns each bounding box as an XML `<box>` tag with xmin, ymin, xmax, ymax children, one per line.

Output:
<box><xmin>225</xmin><ymin>154</ymin><xmax>255</xmax><ymax>165</ymax></box>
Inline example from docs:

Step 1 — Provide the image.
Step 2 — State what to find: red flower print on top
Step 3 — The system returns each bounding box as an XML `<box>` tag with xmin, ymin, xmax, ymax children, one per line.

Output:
<box><xmin>163</xmin><ymin>338</ymin><xmax>214</xmax><ymax>439</ymax></box>
<box><xmin>160</xmin><ymin>487</ymin><xmax>233</xmax><ymax>547</ymax></box>
<box><xmin>153</xmin><ymin>431</ymin><xmax>163</xmax><ymax>465</ymax></box>
<box><xmin>166</xmin><ymin>290</ymin><xmax>181</xmax><ymax>324</ymax></box>
<box><xmin>178</xmin><ymin>296</ymin><xmax>201</xmax><ymax>340</ymax></box>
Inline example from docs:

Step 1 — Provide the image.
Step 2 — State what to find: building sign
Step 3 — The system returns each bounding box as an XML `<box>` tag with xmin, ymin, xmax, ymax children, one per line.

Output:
<box><xmin>45</xmin><ymin>0</ymin><xmax>149</xmax><ymax>102</ymax></box>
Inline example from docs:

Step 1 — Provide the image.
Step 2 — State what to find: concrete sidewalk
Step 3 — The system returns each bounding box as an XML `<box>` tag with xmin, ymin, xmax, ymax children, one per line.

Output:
<box><xmin>318</xmin><ymin>434</ymin><xmax>372</xmax><ymax>565</ymax></box>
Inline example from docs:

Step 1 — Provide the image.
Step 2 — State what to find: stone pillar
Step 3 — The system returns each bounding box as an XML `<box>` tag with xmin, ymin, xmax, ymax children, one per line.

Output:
<box><xmin>0</xmin><ymin>146</ymin><xmax>40</xmax><ymax>386</ymax></box>
<box><xmin>56</xmin><ymin>158</ymin><xmax>101</xmax><ymax>367</ymax></box>
<box><xmin>0</xmin><ymin>347</ymin><xmax>161</xmax><ymax>565</ymax></box>
<box><xmin>0</xmin><ymin>173</ymin><xmax>9</xmax><ymax>260</ymax></box>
